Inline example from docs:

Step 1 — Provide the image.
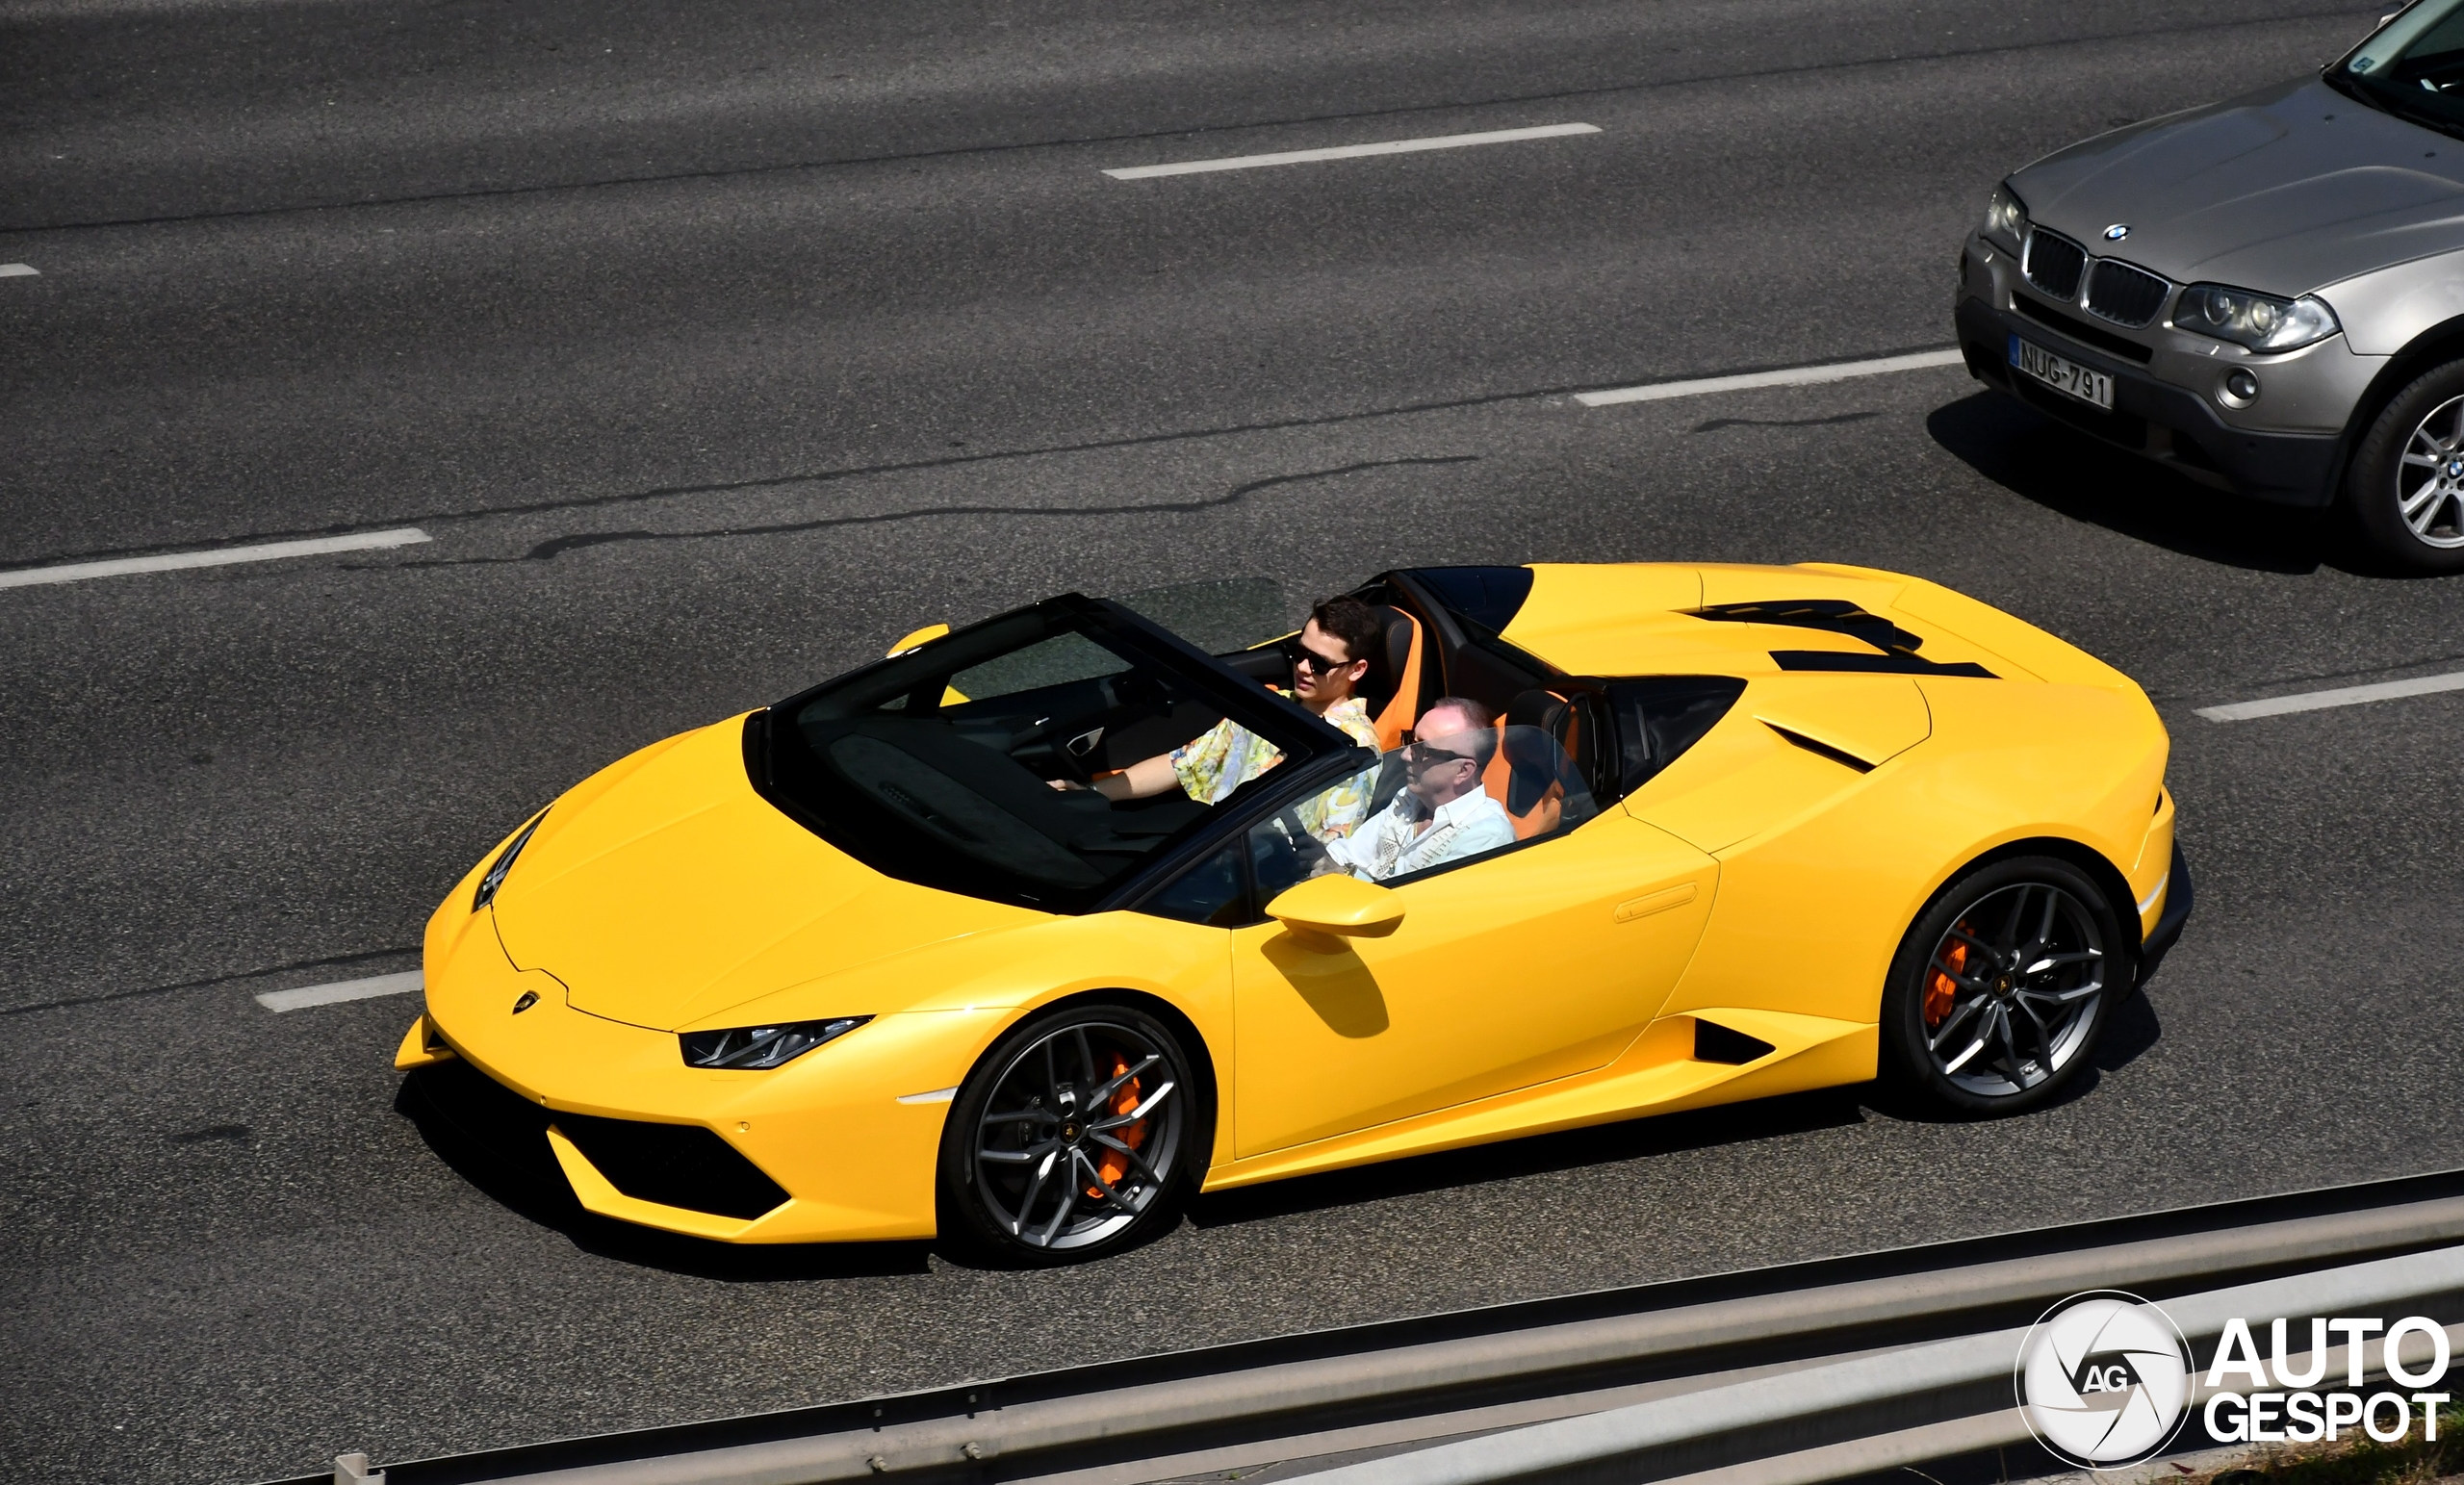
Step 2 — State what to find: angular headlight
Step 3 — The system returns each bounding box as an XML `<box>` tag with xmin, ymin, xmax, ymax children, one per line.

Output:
<box><xmin>1982</xmin><ymin>183</ymin><xmax>2029</xmax><ymax>254</ymax></box>
<box><xmin>2171</xmin><ymin>284</ymin><xmax>2341</xmax><ymax>352</ymax></box>
<box><xmin>471</xmin><ymin>812</ymin><xmax>546</xmax><ymax>911</ymax></box>
<box><xmin>680</xmin><ymin>1015</ymin><xmax>871</xmax><ymax>1069</ymax></box>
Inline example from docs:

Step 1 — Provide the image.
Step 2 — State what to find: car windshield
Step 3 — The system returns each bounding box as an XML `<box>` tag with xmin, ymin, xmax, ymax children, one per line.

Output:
<box><xmin>2337</xmin><ymin>0</ymin><xmax>2464</xmax><ymax>135</ymax></box>
<box><xmin>757</xmin><ymin>598</ymin><xmax>1352</xmax><ymax>912</ymax></box>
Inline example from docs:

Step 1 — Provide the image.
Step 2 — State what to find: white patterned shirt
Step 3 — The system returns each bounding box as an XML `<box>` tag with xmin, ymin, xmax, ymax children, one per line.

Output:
<box><xmin>1322</xmin><ymin>785</ymin><xmax>1516</xmax><ymax>882</ymax></box>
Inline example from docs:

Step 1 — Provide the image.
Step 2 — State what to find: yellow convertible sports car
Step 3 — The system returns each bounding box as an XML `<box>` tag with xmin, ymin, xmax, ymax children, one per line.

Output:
<box><xmin>398</xmin><ymin>562</ymin><xmax>2189</xmax><ymax>1263</ymax></box>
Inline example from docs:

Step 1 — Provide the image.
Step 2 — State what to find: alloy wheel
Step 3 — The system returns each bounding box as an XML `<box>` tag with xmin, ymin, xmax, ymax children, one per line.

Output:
<box><xmin>972</xmin><ymin>1018</ymin><xmax>1182</xmax><ymax>1252</ymax></box>
<box><xmin>2395</xmin><ymin>395</ymin><xmax>2464</xmax><ymax>549</ymax></box>
<box><xmin>1919</xmin><ymin>882</ymin><xmax>2107</xmax><ymax>1099</ymax></box>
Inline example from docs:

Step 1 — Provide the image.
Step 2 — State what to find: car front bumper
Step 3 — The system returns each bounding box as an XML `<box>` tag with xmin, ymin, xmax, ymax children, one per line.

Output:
<box><xmin>1954</xmin><ymin>294</ymin><xmax>2347</xmax><ymax>506</ymax></box>
<box><xmin>1954</xmin><ymin>237</ymin><xmax>2381</xmax><ymax>508</ymax></box>
<box><xmin>403</xmin><ymin>904</ymin><xmax>964</xmax><ymax>1243</ymax></box>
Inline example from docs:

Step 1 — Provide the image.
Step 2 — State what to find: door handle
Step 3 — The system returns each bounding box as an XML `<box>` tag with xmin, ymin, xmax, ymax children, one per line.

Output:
<box><xmin>1613</xmin><ymin>883</ymin><xmax>1698</xmax><ymax>922</ymax></box>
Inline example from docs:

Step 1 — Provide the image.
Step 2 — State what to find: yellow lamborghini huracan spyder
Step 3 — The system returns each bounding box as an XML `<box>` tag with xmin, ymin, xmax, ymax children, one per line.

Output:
<box><xmin>398</xmin><ymin>562</ymin><xmax>2189</xmax><ymax>1263</ymax></box>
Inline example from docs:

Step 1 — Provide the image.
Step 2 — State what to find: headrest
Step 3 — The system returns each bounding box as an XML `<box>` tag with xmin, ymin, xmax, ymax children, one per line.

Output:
<box><xmin>1355</xmin><ymin>605</ymin><xmax>1418</xmax><ymax>716</ymax></box>
<box><xmin>1502</xmin><ymin>691</ymin><xmax>1580</xmax><ymax>816</ymax></box>
<box><xmin>1505</xmin><ymin>689</ymin><xmax>1569</xmax><ymax>737</ymax></box>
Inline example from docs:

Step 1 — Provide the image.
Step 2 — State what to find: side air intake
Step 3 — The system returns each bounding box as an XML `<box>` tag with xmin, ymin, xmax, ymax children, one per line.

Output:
<box><xmin>1693</xmin><ymin>1019</ymin><xmax>1778</xmax><ymax>1065</ymax></box>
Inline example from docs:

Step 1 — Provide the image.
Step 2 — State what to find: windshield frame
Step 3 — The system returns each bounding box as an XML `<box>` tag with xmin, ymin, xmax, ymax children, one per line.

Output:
<box><xmin>2326</xmin><ymin>0</ymin><xmax>2464</xmax><ymax>141</ymax></box>
<box><xmin>749</xmin><ymin>593</ymin><xmax>1368</xmax><ymax>914</ymax></box>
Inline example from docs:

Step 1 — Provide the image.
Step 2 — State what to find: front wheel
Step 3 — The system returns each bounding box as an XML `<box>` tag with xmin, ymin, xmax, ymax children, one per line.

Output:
<box><xmin>937</xmin><ymin>1002</ymin><xmax>1204</xmax><ymax>1265</ymax></box>
<box><xmin>1880</xmin><ymin>857</ymin><xmax>2129</xmax><ymax>1116</ymax></box>
<box><xmin>2342</xmin><ymin>360</ymin><xmax>2464</xmax><ymax>574</ymax></box>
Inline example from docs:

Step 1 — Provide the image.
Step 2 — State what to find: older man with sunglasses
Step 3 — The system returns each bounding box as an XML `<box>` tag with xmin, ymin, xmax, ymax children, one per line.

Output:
<box><xmin>1320</xmin><ymin>697</ymin><xmax>1516</xmax><ymax>882</ymax></box>
<box><xmin>1069</xmin><ymin>597</ymin><xmax>1386</xmax><ymax>840</ymax></box>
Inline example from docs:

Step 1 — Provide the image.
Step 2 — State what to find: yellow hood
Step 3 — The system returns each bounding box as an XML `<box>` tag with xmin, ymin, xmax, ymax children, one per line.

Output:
<box><xmin>489</xmin><ymin>718</ymin><xmax>1039</xmax><ymax>1031</ymax></box>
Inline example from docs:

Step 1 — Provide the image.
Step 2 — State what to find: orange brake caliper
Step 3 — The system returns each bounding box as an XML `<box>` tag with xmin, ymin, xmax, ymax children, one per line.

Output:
<box><xmin>1925</xmin><ymin>937</ymin><xmax>1967</xmax><ymax>1027</ymax></box>
<box><xmin>1087</xmin><ymin>1052</ymin><xmax>1146</xmax><ymax>1198</ymax></box>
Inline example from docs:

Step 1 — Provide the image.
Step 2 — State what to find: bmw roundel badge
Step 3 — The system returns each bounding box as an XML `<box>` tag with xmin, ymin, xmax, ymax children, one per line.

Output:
<box><xmin>511</xmin><ymin>989</ymin><xmax>539</xmax><ymax>1014</ymax></box>
<box><xmin>2103</xmin><ymin>223</ymin><xmax>2131</xmax><ymax>241</ymax></box>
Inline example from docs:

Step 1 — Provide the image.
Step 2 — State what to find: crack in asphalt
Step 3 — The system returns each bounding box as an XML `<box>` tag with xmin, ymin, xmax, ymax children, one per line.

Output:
<box><xmin>394</xmin><ymin>454</ymin><xmax>1483</xmax><ymax>566</ymax></box>
<box><xmin>0</xmin><ymin>343</ymin><xmax>1962</xmax><ymax>569</ymax></box>
<box><xmin>1692</xmin><ymin>411</ymin><xmax>1879</xmax><ymax>434</ymax></box>
<box><xmin>0</xmin><ymin>6</ymin><xmax>2361</xmax><ymax>236</ymax></box>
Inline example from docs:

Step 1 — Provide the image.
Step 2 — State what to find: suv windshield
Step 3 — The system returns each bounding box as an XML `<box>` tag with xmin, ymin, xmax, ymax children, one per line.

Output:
<box><xmin>2337</xmin><ymin>0</ymin><xmax>2464</xmax><ymax>135</ymax></box>
<box><xmin>756</xmin><ymin>597</ymin><xmax>1352</xmax><ymax>911</ymax></box>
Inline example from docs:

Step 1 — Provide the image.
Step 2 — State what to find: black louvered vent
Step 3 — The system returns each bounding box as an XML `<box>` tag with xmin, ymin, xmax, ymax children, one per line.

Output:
<box><xmin>2085</xmin><ymin>260</ymin><xmax>2170</xmax><ymax>327</ymax></box>
<box><xmin>2023</xmin><ymin>231</ymin><xmax>2088</xmax><ymax>300</ymax></box>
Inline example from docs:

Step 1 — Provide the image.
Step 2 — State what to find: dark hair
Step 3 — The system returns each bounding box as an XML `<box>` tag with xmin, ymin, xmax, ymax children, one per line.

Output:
<box><xmin>1308</xmin><ymin>596</ymin><xmax>1384</xmax><ymax>667</ymax></box>
<box><xmin>1423</xmin><ymin>696</ymin><xmax>1497</xmax><ymax>770</ymax></box>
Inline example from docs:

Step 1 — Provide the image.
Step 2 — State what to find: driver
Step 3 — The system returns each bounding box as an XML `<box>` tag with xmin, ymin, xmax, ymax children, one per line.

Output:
<box><xmin>1068</xmin><ymin>596</ymin><xmax>1385</xmax><ymax>839</ymax></box>
<box><xmin>1320</xmin><ymin>698</ymin><xmax>1516</xmax><ymax>882</ymax></box>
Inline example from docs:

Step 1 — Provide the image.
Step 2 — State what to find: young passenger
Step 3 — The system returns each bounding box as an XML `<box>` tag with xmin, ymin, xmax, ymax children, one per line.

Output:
<box><xmin>1320</xmin><ymin>697</ymin><xmax>1515</xmax><ymax>882</ymax></box>
<box><xmin>1065</xmin><ymin>597</ymin><xmax>1386</xmax><ymax>838</ymax></box>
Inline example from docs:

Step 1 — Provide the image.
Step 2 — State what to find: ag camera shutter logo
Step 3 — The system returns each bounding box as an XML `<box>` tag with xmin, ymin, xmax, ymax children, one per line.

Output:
<box><xmin>2015</xmin><ymin>1291</ymin><xmax>2194</xmax><ymax>1470</ymax></box>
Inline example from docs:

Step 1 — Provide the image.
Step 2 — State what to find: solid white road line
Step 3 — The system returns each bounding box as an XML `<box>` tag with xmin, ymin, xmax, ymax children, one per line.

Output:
<box><xmin>1103</xmin><ymin>122</ymin><xmax>1601</xmax><ymax>180</ymax></box>
<box><xmin>0</xmin><ymin>264</ymin><xmax>38</xmax><ymax>278</ymax></box>
<box><xmin>0</xmin><ymin>527</ymin><xmax>432</xmax><ymax>590</ymax></box>
<box><xmin>256</xmin><ymin>970</ymin><xmax>423</xmax><ymax>1012</ymax></box>
<box><xmin>1574</xmin><ymin>348</ymin><xmax>1968</xmax><ymax>407</ymax></box>
<box><xmin>2194</xmin><ymin>668</ymin><xmax>2464</xmax><ymax>722</ymax></box>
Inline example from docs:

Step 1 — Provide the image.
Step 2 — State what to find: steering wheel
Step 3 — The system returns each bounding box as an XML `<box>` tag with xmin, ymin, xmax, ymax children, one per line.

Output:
<box><xmin>1023</xmin><ymin>716</ymin><xmax>1106</xmax><ymax>788</ymax></box>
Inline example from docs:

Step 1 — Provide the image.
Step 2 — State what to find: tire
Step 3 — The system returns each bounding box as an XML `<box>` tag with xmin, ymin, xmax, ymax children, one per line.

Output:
<box><xmin>1880</xmin><ymin>856</ymin><xmax>2131</xmax><ymax>1116</ymax></box>
<box><xmin>937</xmin><ymin>1000</ymin><xmax>1206</xmax><ymax>1266</ymax></box>
<box><xmin>2341</xmin><ymin>359</ymin><xmax>2464</xmax><ymax>574</ymax></box>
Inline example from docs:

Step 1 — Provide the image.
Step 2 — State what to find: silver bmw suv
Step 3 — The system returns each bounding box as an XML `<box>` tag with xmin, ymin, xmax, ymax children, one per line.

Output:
<box><xmin>1956</xmin><ymin>1</ymin><xmax>2464</xmax><ymax>571</ymax></box>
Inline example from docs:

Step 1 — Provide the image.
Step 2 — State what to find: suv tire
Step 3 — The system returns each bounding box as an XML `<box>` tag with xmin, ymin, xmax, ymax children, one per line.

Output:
<box><xmin>2343</xmin><ymin>359</ymin><xmax>2464</xmax><ymax>573</ymax></box>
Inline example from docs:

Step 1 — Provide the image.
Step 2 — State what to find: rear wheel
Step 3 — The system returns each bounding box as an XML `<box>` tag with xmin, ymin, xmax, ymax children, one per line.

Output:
<box><xmin>1881</xmin><ymin>857</ymin><xmax>2128</xmax><ymax>1115</ymax></box>
<box><xmin>2343</xmin><ymin>360</ymin><xmax>2464</xmax><ymax>573</ymax></box>
<box><xmin>937</xmin><ymin>1002</ymin><xmax>1202</xmax><ymax>1265</ymax></box>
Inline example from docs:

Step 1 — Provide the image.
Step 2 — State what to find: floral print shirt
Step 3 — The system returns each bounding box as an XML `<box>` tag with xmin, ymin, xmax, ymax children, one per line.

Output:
<box><xmin>1169</xmin><ymin>694</ymin><xmax>1380</xmax><ymax>838</ymax></box>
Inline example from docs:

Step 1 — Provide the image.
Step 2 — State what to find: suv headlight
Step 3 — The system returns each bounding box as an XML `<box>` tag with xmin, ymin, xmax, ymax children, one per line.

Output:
<box><xmin>680</xmin><ymin>1015</ymin><xmax>871</xmax><ymax>1069</ymax></box>
<box><xmin>472</xmin><ymin>812</ymin><xmax>546</xmax><ymax>911</ymax></box>
<box><xmin>1982</xmin><ymin>183</ymin><xmax>2029</xmax><ymax>254</ymax></box>
<box><xmin>2171</xmin><ymin>284</ymin><xmax>2341</xmax><ymax>352</ymax></box>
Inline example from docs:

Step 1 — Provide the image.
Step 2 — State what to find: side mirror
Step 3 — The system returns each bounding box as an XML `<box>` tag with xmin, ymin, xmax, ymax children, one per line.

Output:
<box><xmin>886</xmin><ymin>623</ymin><xmax>950</xmax><ymax>657</ymax></box>
<box><xmin>1264</xmin><ymin>874</ymin><xmax>1405</xmax><ymax>947</ymax></box>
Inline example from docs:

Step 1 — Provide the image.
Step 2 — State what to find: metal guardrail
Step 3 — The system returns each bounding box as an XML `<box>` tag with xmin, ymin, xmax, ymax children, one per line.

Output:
<box><xmin>1304</xmin><ymin>1249</ymin><xmax>2464</xmax><ymax>1485</ymax></box>
<box><xmin>269</xmin><ymin>1167</ymin><xmax>2464</xmax><ymax>1485</ymax></box>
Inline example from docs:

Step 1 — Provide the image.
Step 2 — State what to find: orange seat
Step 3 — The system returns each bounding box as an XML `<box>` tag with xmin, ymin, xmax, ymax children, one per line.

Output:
<box><xmin>1369</xmin><ymin>608</ymin><xmax>1424</xmax><ymax>752</ymax></box>
<box><xmin>1497</xmin><ymin>692</ymin><xmax>1586</xmax><ymax>840</ymax></box>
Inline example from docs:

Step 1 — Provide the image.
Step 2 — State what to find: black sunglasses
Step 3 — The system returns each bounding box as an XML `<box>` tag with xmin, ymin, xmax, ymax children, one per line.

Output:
<box><xmin>1405</xmin><ymin>735</ymin><xmax>1474</xmax><ymax>768</ymax></box>
<box><xmin>1284</xmin><ymin>638</ymin><xmax>1355</xmax><ymax>675</ymax></box>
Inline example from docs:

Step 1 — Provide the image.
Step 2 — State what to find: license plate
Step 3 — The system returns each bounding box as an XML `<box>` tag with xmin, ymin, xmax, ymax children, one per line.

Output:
<box><xmin>2009</xmin><ymin>334</ymin><xmax>2113</xmax><ymax>410</ymax></box>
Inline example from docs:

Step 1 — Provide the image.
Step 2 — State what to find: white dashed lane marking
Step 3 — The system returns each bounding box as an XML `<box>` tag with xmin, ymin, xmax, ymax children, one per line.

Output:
<box><xmin>256</xmin><ymin>970</ymin><xmax>423</xmax><ymax>1012</ymax></box>
<box><xmin>0</xmin><ymin>264</ymin><xmax>38</xmax><ymax>278</ymax></box>
<box><xmin>1575</xmin><ymin>348</ymin><xmax>1966</xmax><ymax>406</ymax></box>
<box><xmin>1104</xmin><ymin>123</ymin><xmax>1601</xmax><ymax>179</ymax></box>
<box><xmin>2194</xmin><ymin>669</ymin><xmax>2464</xmax><ymax>722</ymax></box>
<box><xmin>0</xmin><ymin>527</ymin><xmax>432</xmax><ymax>590</ymax></box>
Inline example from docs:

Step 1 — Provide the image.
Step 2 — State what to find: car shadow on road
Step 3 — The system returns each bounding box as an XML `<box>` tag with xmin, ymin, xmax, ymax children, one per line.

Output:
<box><xmin>395</xmin><ymin>993</ymin><xmax>2167</xmax><ymax>1268</ymax></box>
<box><xmin>1926</xmin><ymin>392</ymin><xmax>2348</xmax><ymax>575</ymax></box>
<box><xmin>395</xmin><ymin>1063</ymin><xmax>933</xmax><ymax>1280</ymax></box>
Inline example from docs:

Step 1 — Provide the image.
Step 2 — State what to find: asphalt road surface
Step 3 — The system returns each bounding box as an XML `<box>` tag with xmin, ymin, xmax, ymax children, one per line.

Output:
<box><xmin>7</xmin><ymin>3</ymin><xmax>2459</xmax><ymax>1481</ymax></box>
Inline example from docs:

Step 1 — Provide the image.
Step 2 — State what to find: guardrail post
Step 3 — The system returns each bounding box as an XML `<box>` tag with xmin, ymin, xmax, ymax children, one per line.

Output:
<box><xmin>332</xmin><ymin>1451</ymin><xmax>384</xmax><ymax>1485</ymax></box>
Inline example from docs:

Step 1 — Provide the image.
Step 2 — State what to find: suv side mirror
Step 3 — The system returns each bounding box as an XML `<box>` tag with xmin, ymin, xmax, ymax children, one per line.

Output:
<box><xmin>1265</xmin><ymin>874</ymin><xmax>1405</xmax><ymax>946</ymax></box>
